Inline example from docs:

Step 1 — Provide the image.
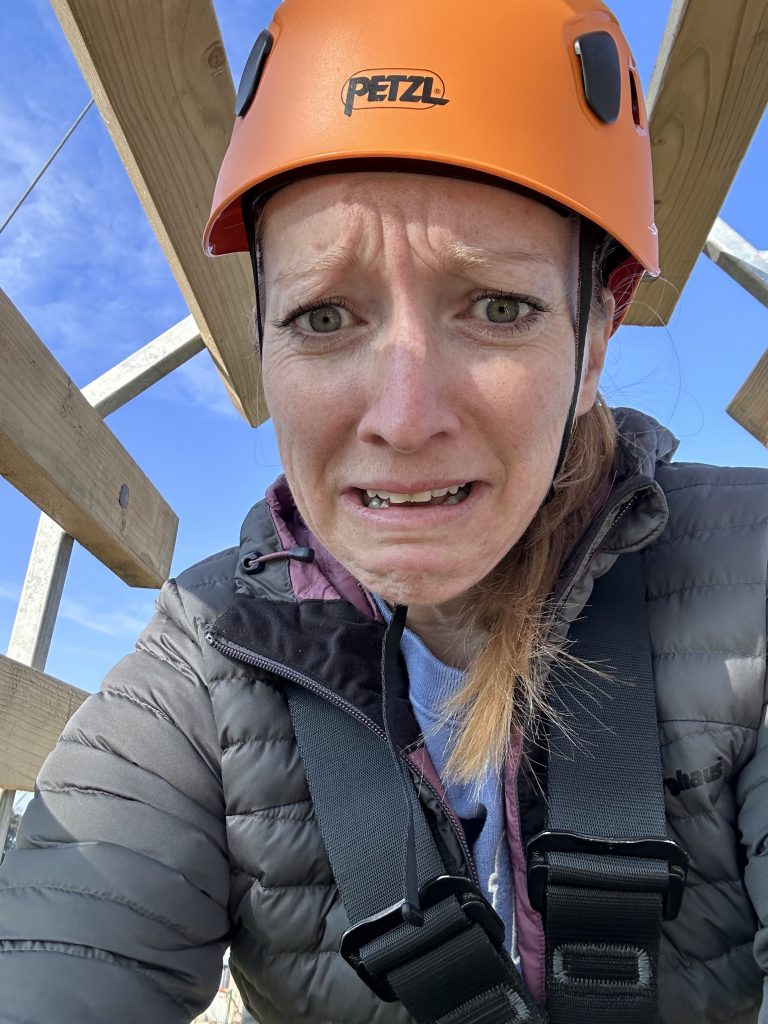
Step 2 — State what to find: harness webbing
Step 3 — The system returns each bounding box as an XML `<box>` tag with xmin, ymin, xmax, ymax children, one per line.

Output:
<box><xmin>536</xmin><ymin>551</ymin><xmax>685</xmax><ymax>1023</ymax></box>
<box><xmin>285</xmin><ymin>551</ymin><xmax>686</xmax><ymax>1023</ymax></box>
<box><xmin>286</xmin><ymin>612</ymin><xmax>544</xmax><ymax>1024</ymax></box>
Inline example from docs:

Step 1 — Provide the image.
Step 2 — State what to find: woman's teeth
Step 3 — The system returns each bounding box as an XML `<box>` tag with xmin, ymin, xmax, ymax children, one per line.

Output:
<box><xmin>363</xmin><ymin>484</ymin><xmax>471</xmax><ymax>509</ymax></box>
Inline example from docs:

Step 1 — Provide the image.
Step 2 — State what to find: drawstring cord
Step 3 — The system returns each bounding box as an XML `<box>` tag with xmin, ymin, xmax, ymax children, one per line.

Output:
<box><xmin>242</xmin><ymin>547</ymin><xmax>315</xmax><ymax>575</ymax></box>
<box><xmin>381</xmin><ymin>603</ymin><xmax>424</xmax><ymax>926</ymax></box>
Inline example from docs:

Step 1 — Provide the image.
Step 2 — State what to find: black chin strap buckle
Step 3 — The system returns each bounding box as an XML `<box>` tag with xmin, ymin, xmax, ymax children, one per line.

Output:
<box><xmin>340</xmin><ymin>875</ymin><xmax>505</xmax><ymax>1001</ymax></box>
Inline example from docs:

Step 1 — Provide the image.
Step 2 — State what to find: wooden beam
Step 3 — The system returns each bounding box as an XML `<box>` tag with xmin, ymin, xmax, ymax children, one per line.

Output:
<box><xmin>0</xmin><ymin>655</ymin><xmax>88</xmax><ymax>791</ymax></box>
<box><xmin>705</xmin><ymin>218</ymin><xmax>768</xmax><ymax>309</ymax></box>
<box><xmin>626</xmin><ymin>0</ymin><xmax>768</xmax><ymax>326</ymax></box>
<box><xmin>51</xmin><ymin>0</ymin><xmax>265</xmax><ymax>424</ymax></box>
<box><xmin>82</xmin><ymin>315</ymin><xmax>205</xmax><ymax>417</ymax></box>
<box><xmin>0</xmin><ymin>288</ymin><xmax>178</xmax><ymax>587</ymax></box>
<box><xmin>728</xmin><ymin>348</ymin><xmax>768</xmax><ymax>446</ymax></box>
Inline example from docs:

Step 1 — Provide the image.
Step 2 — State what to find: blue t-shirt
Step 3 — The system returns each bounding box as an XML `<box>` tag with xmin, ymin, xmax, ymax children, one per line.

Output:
<box><xmin>373</xmin><ymin>597</ymin><xmax>519</xmax><ymax>964</ymax></box>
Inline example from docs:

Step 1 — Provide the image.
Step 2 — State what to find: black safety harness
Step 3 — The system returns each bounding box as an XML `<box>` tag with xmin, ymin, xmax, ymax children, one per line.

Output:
<box><xmin>284</xmin><ymin>550</ymin><xmax>688</xmax><ymax>1024</ymax></box>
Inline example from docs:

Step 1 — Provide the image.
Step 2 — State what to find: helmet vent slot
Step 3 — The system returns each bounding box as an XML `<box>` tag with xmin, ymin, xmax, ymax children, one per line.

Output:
<box><xmin>236</xmin><ymin>30</ymin><xmax>274</xmax><ymax>118</ymax></box>
<box><xmin>629</xmin><ymin>68</ymin><xmax>643</xmax><ymax>128</ymax></box>
<box><xmin>574</xmin><ymin>31</ymin><xmax>621</xmax><ymax>125</ymax></box>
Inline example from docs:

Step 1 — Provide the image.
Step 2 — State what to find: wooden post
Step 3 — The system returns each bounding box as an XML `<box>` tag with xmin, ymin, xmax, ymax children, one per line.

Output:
<box><xmin>705</xmin><ymin>219</ymin><xmax>768</xmax><ymax>310</ymax></box>
<box><xmin>0</xmin><ymin>790</ymin><xmax>14</xmax><ymax>861</ymax></box>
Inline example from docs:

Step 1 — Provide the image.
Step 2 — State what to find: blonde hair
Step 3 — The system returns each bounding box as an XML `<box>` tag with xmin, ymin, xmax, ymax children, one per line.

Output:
<box><xmin>443</xmin><ymin>394</ymin><xmax>617</xmax><ymax>783</ymax></box>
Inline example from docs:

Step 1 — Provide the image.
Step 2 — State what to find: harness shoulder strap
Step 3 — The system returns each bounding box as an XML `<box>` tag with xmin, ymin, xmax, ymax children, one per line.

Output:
<box><xmin>284</xmin><ymin>552</ymin><xmax>687</xmax><ymax>1024</ymax></box>
<box><xmin>529</xmin><ymin>550</ymin><xmax>687</xmax><ymax>1024</ymax></box>
<box><xmin>286</xmin><ymin>613</ymin><xmax>543</xmax><ymax>1023</ymax></box>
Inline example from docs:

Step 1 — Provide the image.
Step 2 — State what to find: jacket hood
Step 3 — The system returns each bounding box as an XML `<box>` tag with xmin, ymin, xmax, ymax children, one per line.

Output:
<box><xmin>612</xmin><ymin>406</ymin><xmax>679</xmax><ymax>480</ymax></box>
<box><xmin>600</xmin><ymin>407</ymin><xmax>677</xmax><ymax>555</ymax></box>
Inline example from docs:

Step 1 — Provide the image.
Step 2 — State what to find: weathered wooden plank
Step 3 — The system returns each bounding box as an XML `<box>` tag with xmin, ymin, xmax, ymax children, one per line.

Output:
<box><xmin>0</xmin><ymin>655</ymin><xmax>88</xmax><ymax>791</ymax></box>
<box><xmin>728</xmin><ymin>348</ymin><xmax>768</xmax><ymax>446</ymax></box>
<box><xmin>51</xmin><ymin>0</ymin><xmax>265</xmax><ymax>424</ymax></box>
<box><xmin>626</xmin><ymin>0</ymin><xmax>768</xmax><ymax>326</ymax></box>
<box><xmin>0</xmin><ymin>288</ymin><xmax>178</xmax><ymax>587</ymax></box>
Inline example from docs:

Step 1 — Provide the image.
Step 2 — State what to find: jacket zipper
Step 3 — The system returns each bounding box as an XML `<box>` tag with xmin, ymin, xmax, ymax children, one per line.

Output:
<box><xmin>549</xmin><ymin>483</ymin><xmax>649</xmax><ymax>621</ymax></box>
<box><xmin>406</xmin><ymin>757</ymin><xmax>480</xmax><ymax>886</ymax></box>
<box><xmin>204</xmin><ymin>629</ymin><xmax>481</xmax><ymax>887</ymax></box>
<box><xmin>607</xmin><ymin>492</ymin><xmax>643</xmax><ymax>534</ymax></box>
<box><xmin>204</xmin><ymin>631</ymin><xmax>387</xmax><ymax>741</ymax></box>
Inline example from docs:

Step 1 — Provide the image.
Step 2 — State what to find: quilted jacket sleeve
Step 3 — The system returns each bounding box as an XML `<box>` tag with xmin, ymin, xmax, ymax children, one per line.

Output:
<box><xmin>736</xmin><ymin>558</ymin><xmax>768</xmax><ymax>1023</ymax></box>
<box><xmin>0</xmin><ymin>580</ymin><xmax>230</xmax><ymax>1024</ymax></box>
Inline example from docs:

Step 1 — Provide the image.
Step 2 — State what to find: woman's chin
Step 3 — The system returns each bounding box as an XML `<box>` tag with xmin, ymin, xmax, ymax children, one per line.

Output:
<box><xmin>349</xmin><ymin>556</ymin><xmax>483</xmax><ymax>608</ymax></box>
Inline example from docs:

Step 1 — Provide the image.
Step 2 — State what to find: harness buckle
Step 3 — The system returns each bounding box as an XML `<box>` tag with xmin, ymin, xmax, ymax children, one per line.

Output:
<box><xmin>340</xmin><ymin>874</ymin><xmax>505</xmax><ymax>1001</ymax></box>
<box><xmin>526</xmin><ymin>830</ymin><xmax>689</xmax><ymax>921</ymax></box>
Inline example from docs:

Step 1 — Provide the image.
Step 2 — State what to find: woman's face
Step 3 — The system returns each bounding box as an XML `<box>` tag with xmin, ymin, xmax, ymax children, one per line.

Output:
<box><xmin>261</xmin><ymin>172</ymin><xmax>611</xmax><ymax>607</ymax></box>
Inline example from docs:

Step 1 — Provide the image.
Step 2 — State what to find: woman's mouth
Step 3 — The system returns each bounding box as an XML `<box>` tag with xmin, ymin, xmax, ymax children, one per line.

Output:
<box><xmin>361</xmin><ymin>483</ymin><xmax>473</xmax><ymax>509</ymax></box>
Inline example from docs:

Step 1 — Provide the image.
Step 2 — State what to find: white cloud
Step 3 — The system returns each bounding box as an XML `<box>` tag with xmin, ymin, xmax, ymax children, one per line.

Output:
<box><xmin>0</xmin><ymin>581</ymin><xmax>21</xmax><ymax>603</ymax></box>
<box><xmin>0</xmin><ymin>581</ymin><xmax>147</xmax><ymax>638</ymax></box>
<box><xmin>171</xmin><ymin>355</ymin><xmax>243</xmax><ymax>420</ymax></box>
<box><xmin>59</xmin><ymin>597</ymin><xmax>148</xmax><ymax>638</ymax></box>
<box><xmin>0</xmin><ymin>101</ymin><xmax>55</xmax><ymax>193</ymax></box>
<box><xmin>0</xmin><ymin>89</ymin><xmax>183</xmax><ymax>373</ymax></box>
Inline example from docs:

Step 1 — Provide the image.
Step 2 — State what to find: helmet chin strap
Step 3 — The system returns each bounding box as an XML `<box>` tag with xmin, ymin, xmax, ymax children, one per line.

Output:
<box><xmin>243</xmin><ymin>194</ymin><xmax>267</xmax><ymax>354</ymax></box>
<box><xmin>545</xmin><ymin>218</ymin><xmax>600</xmax><ymax>504</ymax></box>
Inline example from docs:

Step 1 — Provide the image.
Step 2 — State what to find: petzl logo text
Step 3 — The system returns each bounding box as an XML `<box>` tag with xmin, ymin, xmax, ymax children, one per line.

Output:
<box><xmin>342</xmin><ymin>69</ymin><xmax>449</xmax><ymax>117</ymax></box>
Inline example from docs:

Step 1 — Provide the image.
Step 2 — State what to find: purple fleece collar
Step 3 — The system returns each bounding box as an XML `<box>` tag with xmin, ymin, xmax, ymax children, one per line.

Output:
<box><xmin>264</xmin><ymin>476</ymin><xmax>379</xmax><ymax>619</ymax></box>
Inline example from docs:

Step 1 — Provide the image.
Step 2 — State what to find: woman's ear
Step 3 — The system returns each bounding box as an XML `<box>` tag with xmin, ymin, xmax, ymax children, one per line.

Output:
<box><xmin>576</xmin><ymin>287</ymin><xmax>615</xmax><ymax>416</ymax></box>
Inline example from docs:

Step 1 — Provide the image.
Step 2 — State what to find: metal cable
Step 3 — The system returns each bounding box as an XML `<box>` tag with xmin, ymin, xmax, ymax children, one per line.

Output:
<box><xmin>0</xmin><ymin>98</ymin><xmax>94</xmax><ymax>238</ymax></box>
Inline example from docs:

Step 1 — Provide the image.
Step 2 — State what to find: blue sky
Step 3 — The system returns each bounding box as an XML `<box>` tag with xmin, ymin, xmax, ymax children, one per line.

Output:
<box><xmin>1</xmin><ymin>0</ymin><xmax>766</xmax><ymax>706</ymax></box>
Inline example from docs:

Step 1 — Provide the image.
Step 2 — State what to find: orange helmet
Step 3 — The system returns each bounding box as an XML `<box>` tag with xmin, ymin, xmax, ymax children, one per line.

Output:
<box><xmin>204</xmin><ymin>0</ymin><xmax>658</xmax><ymax>333</ymax></box>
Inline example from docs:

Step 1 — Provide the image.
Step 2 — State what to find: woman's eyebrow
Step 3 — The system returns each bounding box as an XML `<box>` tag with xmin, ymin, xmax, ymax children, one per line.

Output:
<box><xmin>439</xmin><ymin>242</ymin><xmax>556</xmax><ymax>275</ymax></box>
<box><xmin>273</xmin><ymin>245</ymin><xmax>362</xmax><ymax>285</ymax></box>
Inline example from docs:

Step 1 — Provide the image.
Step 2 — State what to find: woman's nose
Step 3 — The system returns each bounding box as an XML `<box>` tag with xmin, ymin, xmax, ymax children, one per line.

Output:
<box><xmin>356</xmin><ymin>325</ymin><xmax>461</xmax><ymax>453</ymax></box>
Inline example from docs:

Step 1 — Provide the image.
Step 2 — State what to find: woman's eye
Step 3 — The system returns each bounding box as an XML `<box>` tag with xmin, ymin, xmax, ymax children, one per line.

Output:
<box><xmin>469</xmin><ymin>296</ymin><xmax>533</xmax><ymax>324</ymax></box>
<box><xmin>296</xmin><ymin>305</ymin><xmax>349</xmax><ymax>333</ymax></box>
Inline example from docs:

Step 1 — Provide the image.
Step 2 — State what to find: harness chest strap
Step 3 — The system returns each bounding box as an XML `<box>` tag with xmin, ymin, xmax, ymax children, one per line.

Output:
<box><xmin>284</xmin><ymin>551</ymin><xmax>688</xmax><ymax>1024</ymax></box>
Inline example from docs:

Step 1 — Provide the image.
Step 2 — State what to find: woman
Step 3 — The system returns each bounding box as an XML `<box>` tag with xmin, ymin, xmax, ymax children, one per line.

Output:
<box><xmin>1</xmin><ymin>1</ymin><xmax>766</xmax><ymax>1022</ymax></box>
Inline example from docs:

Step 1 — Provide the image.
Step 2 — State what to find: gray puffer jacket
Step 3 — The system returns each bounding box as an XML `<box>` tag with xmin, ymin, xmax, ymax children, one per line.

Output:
<box><xmin>1</xmin><ymin>409</ymin><xmax>766</xmax><ymax>1024</ymax></box>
